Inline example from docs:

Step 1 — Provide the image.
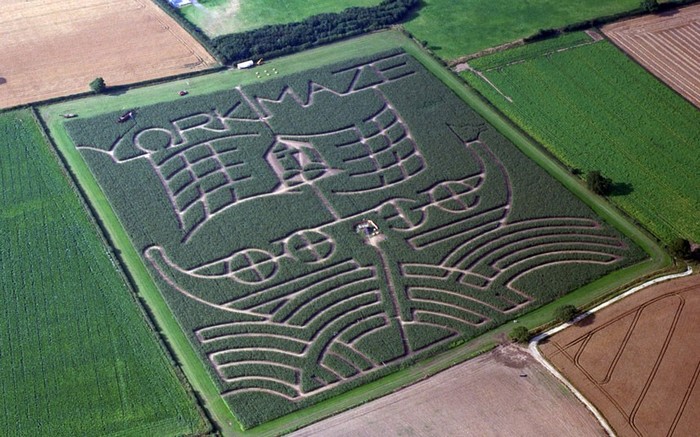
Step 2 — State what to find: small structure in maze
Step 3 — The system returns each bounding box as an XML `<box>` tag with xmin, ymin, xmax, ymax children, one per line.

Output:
<box><xmin>355</xmin><ymin>219</ymin><xmax>380</xmax><ymax>239</ymax></box>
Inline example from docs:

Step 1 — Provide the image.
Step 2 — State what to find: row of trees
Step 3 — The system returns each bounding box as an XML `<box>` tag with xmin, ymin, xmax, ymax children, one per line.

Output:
<box><xmin>213</xmin><ymin>0</ymin><xmax>418</xmax><ymax>65</ymax></box>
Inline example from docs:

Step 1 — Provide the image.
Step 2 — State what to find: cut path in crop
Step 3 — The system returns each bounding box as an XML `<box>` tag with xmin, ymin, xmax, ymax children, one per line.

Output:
<box><xmin>540</xmin><ymin>273</ymin><xmax>700</xmax><ymax>436</ymax></box>
<box><xmin>462</xmin><ymin>34</ymin><xmax>700</xmax><ymax>243</ymax></box>
<box><xmin>61</xmin><ymin>51</ymin><xmax>643</xmax><ymax>428</ymax></box>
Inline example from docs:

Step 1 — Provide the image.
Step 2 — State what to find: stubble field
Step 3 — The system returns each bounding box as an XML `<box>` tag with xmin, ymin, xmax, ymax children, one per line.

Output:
<box><xmin>292</xmin><ymin>344</ymin><xmax>605</xmax><ymax>437</ymax></box>
<box><xmin>0</xmin><ymin>0</ymin><xmax>216</xmax><ymax>109</ymax></box>
<box><xmin>540</xmin><ymin>274</ymin><xmax>700</xmax><ymax>437</ymax></box>
<box><xmin>603</xmin><ymin>3</ymin><xmax>700</xmax><ymax>108</ymax></box>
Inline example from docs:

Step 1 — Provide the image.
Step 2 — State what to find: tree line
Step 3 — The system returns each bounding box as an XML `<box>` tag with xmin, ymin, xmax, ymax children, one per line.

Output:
<box><xmin>212</xmin><ymin>0</ymin><xmax>419</xmax><ymax>65</ymax></box>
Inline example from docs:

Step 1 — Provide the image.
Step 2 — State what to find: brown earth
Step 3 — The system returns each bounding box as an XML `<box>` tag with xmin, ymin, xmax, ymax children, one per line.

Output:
<box><xmin>602</xmin><ymin>4</ymin><xmax>700</xmax><ymax>108</ymax></box>
<box><xmin>540</xmin><ymin>274</ymin><xmax>700</xmax><ymax>437</ymax></box>
<box><xmin>0</xmin><ymin>0</ymin><xmax>216</xmax><ymax>109</ymax></box>
<box><xmin>290</xmin><ymin>344</ymin><xmax>605</xmax><ymax>437</ymax></box>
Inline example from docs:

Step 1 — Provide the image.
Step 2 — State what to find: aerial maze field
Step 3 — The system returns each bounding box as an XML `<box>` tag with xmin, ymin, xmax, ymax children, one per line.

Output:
<box><xmin>65</xmin><ymin>51</ymin><xmax>645</xmax><ymax>427</ymax></box>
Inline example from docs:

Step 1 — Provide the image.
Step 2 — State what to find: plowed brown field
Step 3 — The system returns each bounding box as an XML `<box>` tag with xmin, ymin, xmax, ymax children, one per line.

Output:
<box><xmin>0</xmin><ymin>0</ymin><xmax>216</xmax><ymax>109</ymax></box>
<box><xmin>540</xmin><ymin>274</ymin><xmax>700</xmax><ymax>437</ymax></box>
<box><xmin>603</xmin><ymin>4</ymin><xmax>700</xmax><ymax>108</ymax></box>
<box><xmin>291</xmin><ymin>345</ymin><xmax>605</xmax><ymax>437</ymax></box>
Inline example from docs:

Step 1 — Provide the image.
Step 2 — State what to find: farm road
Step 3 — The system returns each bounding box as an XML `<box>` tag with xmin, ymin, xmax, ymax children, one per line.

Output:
<box><xmin>291</xmin><ymin>345</ymin><xmax>605</xmax><ymax>436</ymax></box>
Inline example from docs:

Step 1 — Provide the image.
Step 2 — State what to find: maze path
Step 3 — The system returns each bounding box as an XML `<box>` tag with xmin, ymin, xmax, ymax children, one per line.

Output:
<box><xmin>146</xmin><ymin>134</ymin><xmax>631</xmax><ymax>402</ymax></box>
<box><xmin>78</xmin><ymin>53</ymin><xmax>424</xmax><ymax>241</ymax></box>
<box><xmin>71</xmin><ymin>51</ymin><xmax>637</xmax><ymax>414</ymax></box>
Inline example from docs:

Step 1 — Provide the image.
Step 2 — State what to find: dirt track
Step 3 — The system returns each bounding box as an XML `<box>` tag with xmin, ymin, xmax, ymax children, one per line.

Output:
<box><xmin>603</xmin><ymin>4</ymin><xmax>700</xmax><ymax>108</ymax></box>
<box><xmin>291</xmin><ymin>345</ymin><xmax>605</xmax><ymax>437</ymax></box>
<box><xmin>0</xmin><ymin>0</ymin><xmax>216</xmax><ymax>109</ymax></box>
<box><xmin>541</xmin><ymin>274</ymin><xmax>700</xmax><ymax>437</ymax></box>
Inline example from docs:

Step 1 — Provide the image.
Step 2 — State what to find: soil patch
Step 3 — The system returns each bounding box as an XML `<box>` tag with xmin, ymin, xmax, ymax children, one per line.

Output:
<box><xmin>603</xmin><ymin>3</ymin><xmax>700</xmax><ymax>108</ymax></box>
<box><xmin>0</xmin><ymin>0</ymin><xmax>216</xmax><ymax>109</ymax></box>
<box><xmin>541</xmin><ymin>274</ymin><xmax>700</xmax><ymax>436</ymax></box>
<box><xmin>291</xmin><ymin>345</ymin><xmax>605</xmax><ymax>436</ymax></box>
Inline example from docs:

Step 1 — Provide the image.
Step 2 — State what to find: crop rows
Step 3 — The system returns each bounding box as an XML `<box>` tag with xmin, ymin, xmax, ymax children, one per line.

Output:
<box><xmin>468</xmin><ymin>31</ymin><xmax>595</xmax><ymax>71</ymax></box>
<box><xmin>65</xmin><ymin>51</ymin><xmax>645</xmax><ymax>428</ymax></box>
<box><xmin>0</xmin><ymin>110</ymin><xmax>205</xmax><ymax>436</ymax></box>
<box><xmin>463</xmin><ymin>36</ymin><xmax>700</xmax><ymax>243</ymax></box>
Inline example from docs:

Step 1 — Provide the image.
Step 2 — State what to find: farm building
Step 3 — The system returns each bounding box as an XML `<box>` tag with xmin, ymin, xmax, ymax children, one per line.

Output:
<box><xmin>168</xmin><ymin>0</ymin><xmax>192</xmax><ymax>7</ymax></box>
<box><xmin>237</xmin><ymin>60</ymin><xmax>255</xmax><ymax>69</ymax></box>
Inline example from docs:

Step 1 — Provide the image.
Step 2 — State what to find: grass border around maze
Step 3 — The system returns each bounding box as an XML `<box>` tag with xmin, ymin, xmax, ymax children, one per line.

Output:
<box><xmin>38</xmin><ymin>116</ymin><xmax>239</xmax><ymax>433</ymax></box>
<box><xmin>40</xmin><ymin>29</ymin><xmax>671</xmax><ymax>436</ymax></box>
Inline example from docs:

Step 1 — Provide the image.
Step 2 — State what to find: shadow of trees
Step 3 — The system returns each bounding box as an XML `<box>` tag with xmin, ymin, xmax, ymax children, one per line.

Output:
<box><xmin>610</xmin><ymin>181</ymin><xmax>634</xmax><ymax>196</ymax></box>
<box><xmin>574</xmin><ymin>313</ymin><xmax>596</xmax><ymax>327</ymax></box>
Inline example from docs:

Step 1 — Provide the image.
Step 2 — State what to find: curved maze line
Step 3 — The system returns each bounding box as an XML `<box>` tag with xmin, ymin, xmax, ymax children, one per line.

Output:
<box><xmin>119</xmin><ymin>54</ymin><xmax>638</xmax><ymax>407</ymax></box>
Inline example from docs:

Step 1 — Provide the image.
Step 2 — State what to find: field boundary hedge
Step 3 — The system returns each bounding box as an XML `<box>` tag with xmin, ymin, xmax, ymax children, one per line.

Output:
<box><xmin>446</xmin><ymin>0</ymin><xmax>700</xmax><ymax>66</ymax></box>
<box><xmin>194</xmin><ymin>0</ymin><xmax>418</xmax><ymax>65</ymax></box>
<box><xmin>526</xmin><ymin>0</ymin><xmax>700</xmax><ymax>41</ymax></box>
<box><xmin>34</xmin><ymin>108</ymin><xmax>230</xmax><ymax>433</ymax></box>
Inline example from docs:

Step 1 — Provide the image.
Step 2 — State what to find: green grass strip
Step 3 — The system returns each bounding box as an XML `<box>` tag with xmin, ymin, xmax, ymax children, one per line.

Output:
<box><xmin>41</xmin><ymin>112</ymin><xmax>244</xmax><ymax>434</ymax></box>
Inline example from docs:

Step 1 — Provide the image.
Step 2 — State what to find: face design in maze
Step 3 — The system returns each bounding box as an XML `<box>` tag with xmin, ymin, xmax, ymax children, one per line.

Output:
<box><xmin>78</xmin><ymin>53</ymin><xmax>632</xmax><ymax>402</ymax></box>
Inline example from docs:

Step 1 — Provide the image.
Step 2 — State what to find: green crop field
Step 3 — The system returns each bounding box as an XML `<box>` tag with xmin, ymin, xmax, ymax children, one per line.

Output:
<box><xmin>461</xmin><ymin>33</ymin><xmax>700</xmax><ymax>244</ymax></box>
<box><xmin>180</xmin><ymin>0</ymin><xmax>382</xmax><ymax>36</ymax></box>
<box><xmin>0</xmin><ymin>110</ymin><xmax>207</xmax><ymax>436</ymax></box>
<box><xmin>403</xmin><ymin>0</ymin><xmax>640</xmax><ymax>59</ymax></box>
<box><xmin>62</xmin><ymin>50</ymin><xmax>645</xmax><ymax>428</ymax></box>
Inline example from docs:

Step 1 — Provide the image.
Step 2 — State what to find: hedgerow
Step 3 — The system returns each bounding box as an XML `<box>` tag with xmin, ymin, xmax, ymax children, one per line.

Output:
<box><xmin>64</xmin><ymin>51</ymin><xmax>646</xmax><ymax>428</ymax></box>
<box><xmin>211</xmin><ymin>0</ymin><xmax>419</xmax><ymax>64</ymax></box>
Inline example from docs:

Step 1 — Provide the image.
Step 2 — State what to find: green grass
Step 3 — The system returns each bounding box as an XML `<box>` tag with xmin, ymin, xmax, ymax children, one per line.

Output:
<box><xmin>40</xmin><ymin>32</ymin><xmax>423</xmax><ymax>437</ymax></box>
<box><xmin>0</xmin><ymin>110</ymin><xmax>207</xmax><ymax>436</ymax></box>
<box><xmin>40</xmin><ymin>30</ymin><xmax>670</xmax><ymax>436</ymax></box>
<box><xmin>181</xmin><ymin>0</ymin><xmax>381</xmax><ymax>36</ymax></box>
<box><xmin>468</xmin><ymin>31</ymin><xmax>594</xmax><ymax>71</ymax></box>
<box><xmin>403</xmin><ymin>0</ymin><xmax>640</xmax><ymax>59</ymax></box>
<box><xmin>462</xmin><ymin>36</ymin><xmax>700</xmax><ymax>244</ymax></box>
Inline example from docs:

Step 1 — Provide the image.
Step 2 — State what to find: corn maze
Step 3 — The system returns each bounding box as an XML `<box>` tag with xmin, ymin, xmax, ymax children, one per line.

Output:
<box><xmin>65</xmin><ymin>51</ymin><xmax>645</xmax><ymax>428</ymax></box>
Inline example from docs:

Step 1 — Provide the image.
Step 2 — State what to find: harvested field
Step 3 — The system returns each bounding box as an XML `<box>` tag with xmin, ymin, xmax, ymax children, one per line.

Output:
<box><xmin>603</xmin><ymin>4</ymin><xmax>700</xmax><ymax>108</ymax></box>
<box><xmin>291</xmin><ymin>345</ymin><xmax>605</xmax><ymax>436</ymax></box>
<box><xmin>540</xmin><ymin>274</ymin><xmax>700</xmax><ymax>437</ymax></box>
<box><xmin>0</xmin><ymin>0</ymin><xmax>216</xmax><ymax>109</ymax></box>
